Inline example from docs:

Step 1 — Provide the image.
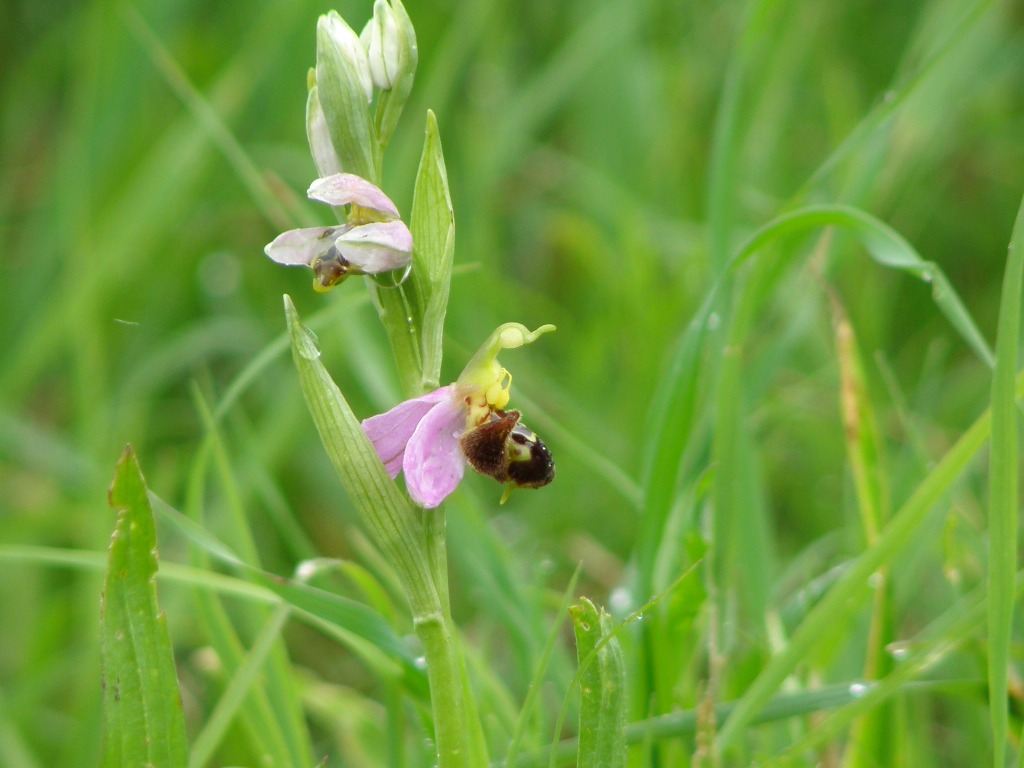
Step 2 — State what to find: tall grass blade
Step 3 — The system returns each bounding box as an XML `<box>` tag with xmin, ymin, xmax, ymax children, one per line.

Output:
<box><xmin>830</xmin><ymin>294</ymin><xmax>895</xmax><ymax>767</ymax></box>
<box><xmin>986</xmin><ymin>190</ymin><xmax>1024</xmax><ymax>767</ymax></box>
<box><xmin>716</xmin><ymin>371</ymin><xmax>1013</xmax><ymax>748</ymax></box>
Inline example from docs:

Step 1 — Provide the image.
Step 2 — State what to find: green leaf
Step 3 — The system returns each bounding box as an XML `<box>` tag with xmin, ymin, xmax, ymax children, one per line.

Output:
<box><xmin>284</xmin><ymin>295</ymin><xmax>477</xmax><ymax>768</ymax></box>
<box><xmin>283</xmin><ymin>295</ymin><xmax>431</xmax><ymax>599</ymax></box>
<box><xmin>409</xmin><ymin>109</ymin><xmax>455</xmax><ymax>391</ymax></box>
<box><xmin>571</xmin><ymin>598</ymin><xmax>626</xmax><ymax>768</ymax></box>
<box><xmin>101</xmin><ymin>445</ymin><xmax>188</xmax><ymax>768</ymax></box>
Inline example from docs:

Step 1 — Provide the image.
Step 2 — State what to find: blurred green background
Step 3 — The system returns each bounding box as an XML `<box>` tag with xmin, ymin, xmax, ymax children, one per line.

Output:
<box><xmin>2</xmin><ymin>0</ymin><xmax>1023</xmax><ymax>764</ymax></box>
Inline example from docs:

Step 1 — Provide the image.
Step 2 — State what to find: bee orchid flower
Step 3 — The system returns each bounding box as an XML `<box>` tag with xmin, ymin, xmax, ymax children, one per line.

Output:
<box><xmin>265</xmin><ymin>173</ymin><xmax>413</xmax><ymax>292</ymax></box>
<box><xmin>362</xmin><ymin>323</ymin><xmax>556</xmax><ymax>508</ymax></box>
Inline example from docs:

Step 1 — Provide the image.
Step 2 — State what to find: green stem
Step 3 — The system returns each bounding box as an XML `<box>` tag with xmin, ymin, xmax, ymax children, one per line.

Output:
<box><xmin>414</xmin><ymin>608</ymin><xmax>468</xmax><ymax>768</ymax></box>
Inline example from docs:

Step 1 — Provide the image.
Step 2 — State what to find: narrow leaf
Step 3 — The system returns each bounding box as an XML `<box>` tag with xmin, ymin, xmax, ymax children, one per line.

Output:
<box><xmin>987</xmin><ymin>190</ymin><xmax>1024</xmax><ymax>767</ymax></box>
<box><xmin>101</xmin><ymin>445</ymin><xmax>188</xmax><ymax>768</ymax></box>
<box><xmin>410</xmin><ymin>109</ymin><xmax>455</xmax><ymax>390</ymax></box>
<box><xmin>830</xmin><ymin>295</ymin><xmax>895</xmax><ymax>767</ymax></box>
<box><xmin>283</xmin><ymin>295</ymin><xmax>433</xmax><ymax>610</ymax></box>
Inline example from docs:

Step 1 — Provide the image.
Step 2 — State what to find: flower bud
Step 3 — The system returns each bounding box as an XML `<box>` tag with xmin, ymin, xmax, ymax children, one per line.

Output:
<box><xmin>305</xmin><ymin>78</ymin><xmax>342</xmax><ymax>177</ymax></box>
<box><xmin>316</xmin><ymin>11</ymin><xmax>378</xmax><ymax>182</ymax></box>
<box><xmin>361</xmin><ymin>0</ymin><xmax>404</xmax><ymax>90</ymax></box>
<box><xmin>362</xmin><ymin>0</ymin><xmax>417</xmax><ymax>149</ymax></box>
<box><xmin>320</xmin><ymin>11</ymin><xmax>372</xmax><ymax>102</ymax></box>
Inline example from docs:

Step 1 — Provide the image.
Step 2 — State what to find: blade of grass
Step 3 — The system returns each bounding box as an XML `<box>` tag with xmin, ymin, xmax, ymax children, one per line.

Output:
<box><xmin>503</xmin><ymin>566</ymin><xmax>582</xmax><ymax>767</ymax></box>
<box><xmin>507</xmin><ymin>681</ymin><xmax>871</xmax><ymax>768</ymax></box>
<box><xmin>986</xmin><ymin>190</ymin><xmax>1024</xmax><ymax>767</ymax></box>
<box><xmin>829</xmin><ymin>291</ymin><xmax>895</xmax><ymax>767</ymax></box>
<box><xmin>734</xmin><ymin>204</ymin><xmax>994</xmax><ymax>368</ymax></box>
<box><xmin>188</xmin><ymin>603</ymin><xmax>292</xmax><ymax>768</ymax></box>
<box><xmin>715</xmin><ymin>367</ymin><xmax>1024</xmax><ymax>749</ymax></box>
<box><xmin>770</xmin><ymin>567</ymin><xmax>1024</xmax><ymax>763</ymax></box>
<box><xmin>189</xmin><ymin>385</ymin><xmax>314</xmax><ymax>767</ymax></box>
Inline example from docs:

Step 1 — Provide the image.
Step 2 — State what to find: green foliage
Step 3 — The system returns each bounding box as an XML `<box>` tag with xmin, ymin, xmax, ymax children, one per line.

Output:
<box><xmin>3</xmin><ymin>0</ymin><xmax>1024</xmax><ymax>766</ymax></box>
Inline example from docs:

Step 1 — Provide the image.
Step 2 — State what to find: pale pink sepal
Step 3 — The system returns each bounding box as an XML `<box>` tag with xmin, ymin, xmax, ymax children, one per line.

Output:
<box><xmin>337</xmin><ymin>221</ymin><xmax>413</xmax><ymax>273</ymax></box>
<box><xmin>264</xmin><ymin>226</ymin><xmax>344</xmax><ymax>266</ymax></box>
<box><xmin>362</xmin><ymin>386</ymin><xmax>453</xmax><ymax>478</ymax></box>
<box><xmin>307</xmin><ymin>173</ymin><xmax>401</xmax><ymax>218</ymax></box>
<box><xmin>403</xmin><ymin>395</ymin><xmax>467</xmax><ymax>509</ymax></box>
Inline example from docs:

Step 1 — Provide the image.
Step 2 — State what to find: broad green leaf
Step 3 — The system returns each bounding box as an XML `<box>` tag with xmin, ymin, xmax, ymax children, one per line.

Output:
<box><xmin>572</xmin><ymin>598</ymin><xmax>626</xmax><ymax>768</ymax></box>
<box><xmin>101</xmin><ymin>446</ymin><xmax>188</xmax><ymax>768</ymax></box>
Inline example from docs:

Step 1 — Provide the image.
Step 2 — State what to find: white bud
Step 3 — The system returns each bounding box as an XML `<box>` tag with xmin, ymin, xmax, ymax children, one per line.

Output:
<box><xmin>320</xmin><ymin>11</ymin><xmax>373</xmax><ymax>103</ymax></box>
<box><xmin>361</xmin><ymin>0</ymin><xmax>403</xmax><ymax>90</ymax></box>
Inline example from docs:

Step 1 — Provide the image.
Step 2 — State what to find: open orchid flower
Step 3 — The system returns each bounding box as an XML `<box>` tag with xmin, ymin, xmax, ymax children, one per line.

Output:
<box><xmin>264</xmin><ymin>172</ymin><xmax>413</xmax><ymax>292</ymax></box>
<box><xmin>362</xmin><ymin>323</ymin><xmax>556</xmax><ymax>508</ymax></box>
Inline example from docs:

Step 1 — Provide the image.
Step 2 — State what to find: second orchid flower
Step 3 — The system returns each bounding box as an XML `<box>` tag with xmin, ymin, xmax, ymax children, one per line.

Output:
<box><xmin>264</xmin><ymin>172</ymin><xmax>413</xmax><ymax>292</ymax></box>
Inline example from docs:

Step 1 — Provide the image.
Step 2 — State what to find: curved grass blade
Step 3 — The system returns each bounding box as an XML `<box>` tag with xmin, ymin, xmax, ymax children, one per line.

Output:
<box><xmin>733</xmin><ymin>204</ymin><xmax>993</xmax><ymax>368</ymax></box>
<box><xmin>101</xmin><ymin>445</ymin><xmax>188</xmax><ymax>768</ymax></box>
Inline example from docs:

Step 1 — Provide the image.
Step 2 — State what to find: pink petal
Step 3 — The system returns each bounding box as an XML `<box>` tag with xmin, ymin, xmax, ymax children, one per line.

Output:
<box><xmin>362</xmin><ymin>387</ymin><xmax>452</xmax><ymax>478</ymax></box>
<box><xmin>264</xmin><ymin>226</ymin><xmax>345</xmax><ymax>266</ymax></box>
<box><xmin>404</xmin><ymin>396</ymin><xmax>468</xmax><ymax>509</ymax></box>
<box><xmin>335</xmin><ymin>221</ymin><xmax>413</xmax><ymax>273</ymax></box>
<box><xmin>307</xmin><ymin>173</ymin><xmax>401</xmax><ymax>218</ymax></box>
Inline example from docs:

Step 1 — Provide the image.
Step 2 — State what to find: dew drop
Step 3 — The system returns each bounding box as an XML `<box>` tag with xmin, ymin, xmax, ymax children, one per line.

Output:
<box><xmin>848</xmin><ymin>681</ymin><xmax>871</xmax><ymax>698</ymax></box>
<box><xmin>414</xmin><ymin>656</ymin><xmax>427</xmax><ymax>670</ymax></box>
<box><xmin>298</xmin><ymin>327</ymin><xmax>321</xmax><ymax>360</ymax></box>
<box><xmin>886</xmin><ymin>641</ymin><xmax>911</xmax><ymax>660</ymax></box>
<box><xmin>295</xmin><ymin>560</ymin><xmax>319</xmax><ymax>581</ymax></box>
<box><xmin>609</xmin><ymin>586</ymin><xmax>633</xmax><ymax>614</ymax></box>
